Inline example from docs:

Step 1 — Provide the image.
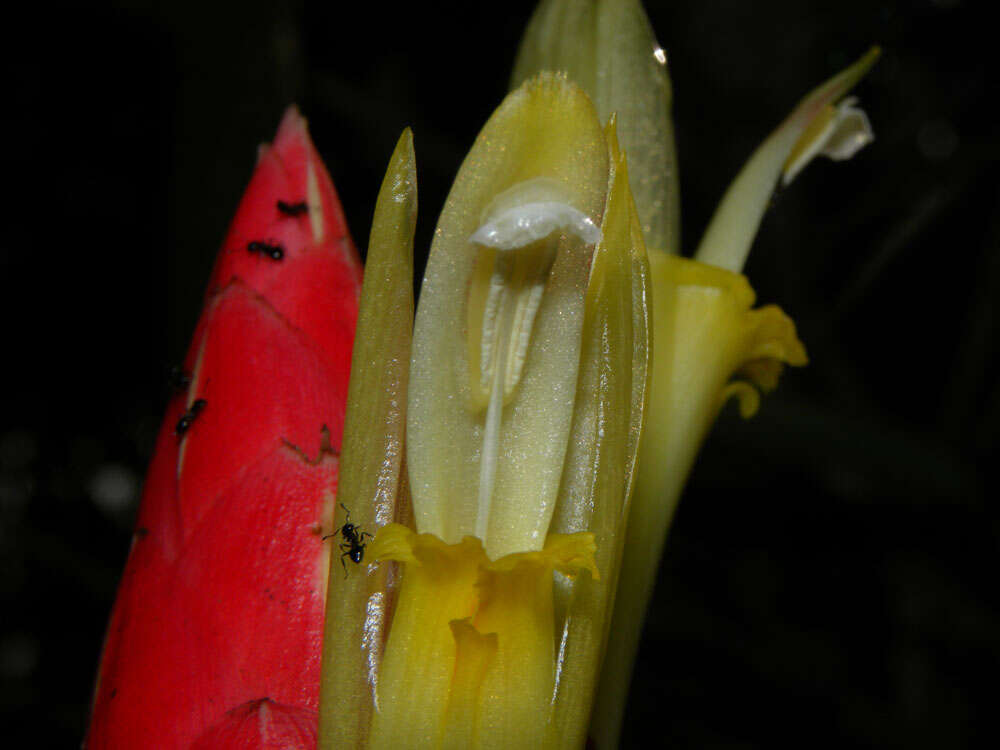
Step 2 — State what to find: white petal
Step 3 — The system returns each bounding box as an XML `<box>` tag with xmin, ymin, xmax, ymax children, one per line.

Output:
<box><xmin>782</xmin><ymin>97</ymin><xmax>875</xmax><ymax>185</ymax></box>
<box><xmin>821</xmin><ymin>99</ymin><xmax>875</xmax><ymax>160</ymax></box>
<box><xmin>470</xmin><ymin>201</ymin><xmax>602</xmax><ymax>249</ymax></box>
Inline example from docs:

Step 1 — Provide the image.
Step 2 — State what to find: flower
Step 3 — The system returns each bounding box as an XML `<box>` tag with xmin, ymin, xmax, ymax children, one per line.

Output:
<box><xmin>85</xmin><ymin>107</ymin><xmax>362</xmax><ymax>749</ymax></box>
<box><xmin>317</xmin><ymin>75</ymin><xmax>650</xmax><ymax>748</ymax></box>
<box><xmin>594</xmin><ymin>46</ymin><xmax>879</xmax><ymax>749</ymax></box>
<box><xmin>511</xmin><ymin>2</ymin><xmax>879</xmax><ymax>745</ymax></box>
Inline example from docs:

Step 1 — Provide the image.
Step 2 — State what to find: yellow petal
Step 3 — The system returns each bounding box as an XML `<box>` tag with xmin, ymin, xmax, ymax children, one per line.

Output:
<box><xmin>474</xmin><ymin>532</ymin><xmax>599</xmax><ymax>749</ymax></box>
<box><xmin>368</xmin><ymin>526</ymin><xmax>488</xmax><ymax>749</ymax></box>
<box><xmin>719</xmin><ymin>380</ymin><xmax>761</xmax><ymax>419</ymax></box>
<box><xmin>368</xmin><ymin>527</ymin><xmax>597</xmax><ymax>749</ymax></box>
<box><xmin>592</xmin><ymin>253</ymin><xmax>806</xmax><ymax>746</ymax></box>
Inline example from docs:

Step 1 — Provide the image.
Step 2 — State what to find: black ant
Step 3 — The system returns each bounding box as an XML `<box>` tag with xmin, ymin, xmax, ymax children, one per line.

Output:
<box><xmin>324</xmin><ymin>505</ymin><xmax>374</xmax><ymax>577</ymax></box>
<box><xmin>247</xmin><ymin>240</ymin><xmax>285</xmax><ymax>261</ymax></box>
<box><xmin>276</xmin><ymin>200</ymin><xmax>309</xmax><ymax>216</ymax></box>
<box><xmin>175</xmin><ymin>398</ymin><xmax>207</xmax><ymax>437</ymax></box>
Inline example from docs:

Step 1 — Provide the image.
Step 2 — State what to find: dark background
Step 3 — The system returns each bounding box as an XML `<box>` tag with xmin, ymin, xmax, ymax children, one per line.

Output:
<box><xmin>2</xmin><ymin>0</ymin><xmax>996</xmax><ymax>746</ymax></box>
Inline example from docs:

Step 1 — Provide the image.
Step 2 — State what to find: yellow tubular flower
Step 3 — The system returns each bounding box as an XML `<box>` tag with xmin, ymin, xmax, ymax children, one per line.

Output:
<box><xmin>590</xmin><ymin>253</ymin><xmax>808</xmax><ymax>746</ymax></box>
<box><xmin>509</xmin><ymin>7</ymin><xmax>879</xmax><ymax>747</ymax></box>
<box><xmin>319</xmin><ymin>73</ymin><xmax>650</xmax><ymax>749</ymax></box>
<box><xmin>368</xmin><ymin>525</ymin><xmax>599</xmax><ymax>748</ymax></box>
<box><xmin>593</xmin><ymin>48</ymin><xmax>880</xmax><ymax>749</ymax></box>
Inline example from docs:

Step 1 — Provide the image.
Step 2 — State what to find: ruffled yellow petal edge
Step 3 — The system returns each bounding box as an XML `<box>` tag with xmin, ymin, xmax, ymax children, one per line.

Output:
<box><xmin>655</xmin><ymin>253</ymin><xmax>807</xmax><ymax>419</ymax></box>
<box><xmin>726</xmin><ymin>304</ymin><xmax>808</xmax><ymax>417</ymax></box>
<box><xmin>367</xmin><ymin>524</ymin><xmax>598</xmax><ymax>590</ymax></box>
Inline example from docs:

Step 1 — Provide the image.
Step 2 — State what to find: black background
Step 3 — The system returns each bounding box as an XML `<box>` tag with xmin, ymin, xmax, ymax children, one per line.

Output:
<box><xmin>2</xmin><ymin>0</ymin><xmax>996</xmax><ymax>746</ymax></box>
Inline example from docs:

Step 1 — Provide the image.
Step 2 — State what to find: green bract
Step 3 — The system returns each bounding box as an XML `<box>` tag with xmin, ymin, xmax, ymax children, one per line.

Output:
<box><xmin>512</xmin><ymin>0</ymin><xmax>680</xmax><ymax>254</ymax></box>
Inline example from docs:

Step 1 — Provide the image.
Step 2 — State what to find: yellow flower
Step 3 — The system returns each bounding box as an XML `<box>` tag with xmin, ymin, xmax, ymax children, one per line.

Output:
<box><xmin>592</xmin><ymin>47</ymin><xmax>880</xmax><ymax>748</ymax></box>
<box><xmin>319</xmin><ymin>74</ymin><xmax>650</xmax><ymax>749</ymax></box>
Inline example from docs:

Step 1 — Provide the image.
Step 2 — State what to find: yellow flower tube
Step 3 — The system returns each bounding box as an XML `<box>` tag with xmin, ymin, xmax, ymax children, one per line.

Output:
<box><xmin>367</xmin><ymin>525</ymin><xmax>599</xmax><ymax>749</ymax></box>
<box><xmin>591</xmin><ymin>251</ymin><xmax>807</xmax><ymax>746</ymax></box>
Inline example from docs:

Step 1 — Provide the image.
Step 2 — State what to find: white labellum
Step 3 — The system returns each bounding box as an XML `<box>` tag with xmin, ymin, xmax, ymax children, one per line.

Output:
<box><xmin>469</xmin><ymin>177</ymin><xmax>602</xmax><ymax>250</ymax></box>
<box><xmin>783</xmin><ymin>97</ymin><xmax>875</xmax><ymax>186</ymax></box>
<box><xmin>470</xmin><ymin>201</ymin><xmax>602</xmax><ymax>250</ymax></box>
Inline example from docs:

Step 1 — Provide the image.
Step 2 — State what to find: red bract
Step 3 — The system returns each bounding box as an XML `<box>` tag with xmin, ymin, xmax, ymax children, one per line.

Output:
<box><xmin>86</xmin><ymin>107</ymin><xmax>362</xmax><ymax>749</ymax></box>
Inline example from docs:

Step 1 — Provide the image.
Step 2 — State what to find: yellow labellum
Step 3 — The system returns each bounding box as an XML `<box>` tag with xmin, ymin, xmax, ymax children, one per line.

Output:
<box><xmin>367</xmin><ymin>524</ymin><xmax>598</xmax><ymax>750</ymax></box>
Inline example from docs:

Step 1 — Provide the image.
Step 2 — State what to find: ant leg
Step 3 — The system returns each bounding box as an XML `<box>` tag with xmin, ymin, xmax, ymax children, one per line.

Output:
<box><xmin>322</xmin><ymin>524</ymin><xmax>344</xmax><ymax>541</ymax></box>
<box><xmin>340</xmin><ymin>551</ymin><xmax>351</xmax><ymax>578</ymax></box>
<box><xmin>360</xmin><ymin>531</ymin><xmax>375</xmax><ymax>542</ymax></box>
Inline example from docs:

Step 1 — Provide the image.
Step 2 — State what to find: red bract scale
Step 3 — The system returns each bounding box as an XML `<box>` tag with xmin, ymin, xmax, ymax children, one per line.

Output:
<box><xmin>85</xmin><ymin>107</ymin><xmax>362</xmax><ymax>749</ymax></box>
<box><xmin>189</xmin><ymin>699</ymin><xmax>317</xmax><ymax>750</ymax></box>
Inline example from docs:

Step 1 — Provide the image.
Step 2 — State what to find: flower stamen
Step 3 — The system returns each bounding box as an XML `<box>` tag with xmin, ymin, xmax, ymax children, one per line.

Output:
<box><xmin>468</xmin><ymin>178</ymin><xmax>601</xmax><ymax>541</ymax></box>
